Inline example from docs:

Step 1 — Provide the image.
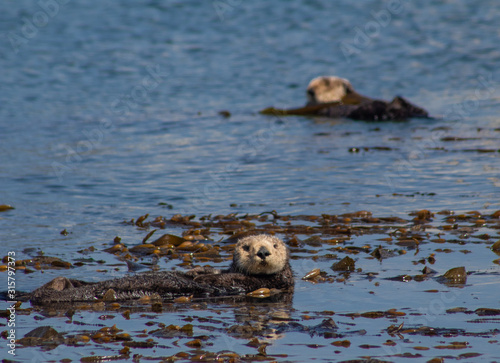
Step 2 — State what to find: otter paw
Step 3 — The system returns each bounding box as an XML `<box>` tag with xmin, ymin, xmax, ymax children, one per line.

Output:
<box><xmin>185</xmin><ymin>266</ymin><xmax>221</xmax><ymax>278</ymax></box>
<box><xmin>43</xmin><ymin>277</ymin><xmax>75</xmax><ymax>291</ymax></box>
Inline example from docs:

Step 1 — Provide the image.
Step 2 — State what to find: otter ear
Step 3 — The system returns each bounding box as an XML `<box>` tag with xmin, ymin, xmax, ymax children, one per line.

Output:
<box><xmin>242</xmin><ymin>245</ymin><xmax>250</xmax><ymax>252</ymax></box>
<box><xmin>344</xmin><ymin>82</ymin><xmax>354</xmax><ymax>94</ymax></box>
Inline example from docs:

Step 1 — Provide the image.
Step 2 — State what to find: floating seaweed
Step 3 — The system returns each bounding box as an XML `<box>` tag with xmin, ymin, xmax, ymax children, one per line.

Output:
<box><xmin>3</xmin><ymin>209</ymin><xmax>500</xmax><ymax>361</ymax></box>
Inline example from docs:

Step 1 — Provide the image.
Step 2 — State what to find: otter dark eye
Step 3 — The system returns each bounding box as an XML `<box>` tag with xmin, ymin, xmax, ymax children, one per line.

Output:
<box><xmin>273</xmin><ymin>244</ymin><xmax>278</xmax><ymax>249</ymax></box>
<box><xmin>242</xmin><ymin>245</ymin><xmax>250</xmax><ymax>252</ymax></box>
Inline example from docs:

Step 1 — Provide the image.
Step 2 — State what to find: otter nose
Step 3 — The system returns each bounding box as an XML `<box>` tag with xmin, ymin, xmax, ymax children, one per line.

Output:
<box><xmin>307</xmin><ymin>89</ymin><xmax>315</xmax><ymax>98</ymax></box>
<box><xmin>256</xmin><ymin>246</ymin><xmax>271</xmax><ymax>260</ymax></box>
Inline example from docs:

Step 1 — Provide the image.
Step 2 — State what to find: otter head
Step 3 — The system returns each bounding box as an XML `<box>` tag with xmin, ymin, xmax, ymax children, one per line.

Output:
<box><xmin>306</xmin><ymin>76</ymin><xmax>371</xmax><ymax>106</ymax></box>
<box><xmin>233</xmin><ymin>234</ymin><xmax>288</xmax><ymax>275</ymax></box>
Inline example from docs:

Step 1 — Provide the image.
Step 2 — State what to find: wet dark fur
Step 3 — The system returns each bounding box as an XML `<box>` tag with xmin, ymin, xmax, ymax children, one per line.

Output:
<box><xmin>313</xmin><ymin>96</ymin><xmax>429</xmax><ymax>121</ymax></box>
<box><xmin>19</xmin><ymin>249</ymin><xmax>294</xmax><ymax>305</ymax></box>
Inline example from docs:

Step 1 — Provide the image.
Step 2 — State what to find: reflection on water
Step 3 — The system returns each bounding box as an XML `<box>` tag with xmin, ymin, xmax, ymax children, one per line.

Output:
<box><xmin>4</xmin><ymin>210</ymin><xmax>500</xmax><ymax>361</ymax></box>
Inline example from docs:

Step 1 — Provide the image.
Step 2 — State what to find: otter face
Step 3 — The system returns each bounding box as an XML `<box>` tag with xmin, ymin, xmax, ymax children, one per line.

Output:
<box><xmin>233</xmin><ymin>235</ymin><xmax>288</xmax><ymax>275</ymax></box>
<box><xmin>306</xmin><ymin>76</ymin><xmax>354</xmax><ymax>105</ymax></box>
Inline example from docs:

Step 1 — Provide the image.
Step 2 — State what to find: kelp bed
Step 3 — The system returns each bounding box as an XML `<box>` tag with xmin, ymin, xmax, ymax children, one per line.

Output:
<box><xmin>2</xmin><ymin>209</ymin><xmax>500</xmax><ymax>362</ymax></box>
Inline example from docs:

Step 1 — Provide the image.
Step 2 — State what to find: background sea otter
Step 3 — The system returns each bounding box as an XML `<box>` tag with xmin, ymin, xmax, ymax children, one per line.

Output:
<box><xmin>260</xmin><ymin>75</ymin><xmax>429</xmax><ymax>121</ymax></box>
<box><xmin>23</xmin><ymin>234</ymin><xmax>294</xmax><ymax>304</ymax></box>
<box><xmin>305</xmin><ymin>76</ymin><xmax>429</xmax><ymax>121</ymax></box>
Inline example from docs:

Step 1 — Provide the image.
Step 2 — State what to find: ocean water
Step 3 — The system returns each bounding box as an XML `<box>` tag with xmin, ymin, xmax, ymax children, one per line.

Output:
<box><xmin>1</xmin><ymin>0</ymin><xmax>499</xmax><ymax>361</ymax></box>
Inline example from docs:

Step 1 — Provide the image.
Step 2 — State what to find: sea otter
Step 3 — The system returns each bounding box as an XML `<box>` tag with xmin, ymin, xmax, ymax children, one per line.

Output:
<box><xmin>260</xmin><ymin>76</ymin><xmax>429</xmax><ymax>121</ymax></box>
<box><xmin>22</xmin><ymin>234</ymin><xmax>294</xmax><ymax>305</ymax></box>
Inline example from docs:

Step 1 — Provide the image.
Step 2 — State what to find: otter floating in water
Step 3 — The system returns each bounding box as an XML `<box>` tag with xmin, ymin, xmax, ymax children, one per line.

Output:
<box><xmin>22</xmin><ymin>234</ymin><xmax>294</xmax><ymax>305</ymax></box>
<box><xmin>261</xmin><ymin>76</ymin><xmax>429</xmax><ymax>121</ymax></box>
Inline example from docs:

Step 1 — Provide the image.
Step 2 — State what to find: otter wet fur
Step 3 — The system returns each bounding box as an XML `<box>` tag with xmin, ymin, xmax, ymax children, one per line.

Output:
<box><xmin>22</xmin><ymin>234</ymin><xmax>294</xmax><ymax>304</ymax></box>
<box><xmin>261</xmin><ymin>76</ymin><xmax>429</xmax><ymax>121</ymax></box>
<box><xmin>305</xmin><ymin>76</ymin><xmax>429</xmax><ymax>121</ymax></box>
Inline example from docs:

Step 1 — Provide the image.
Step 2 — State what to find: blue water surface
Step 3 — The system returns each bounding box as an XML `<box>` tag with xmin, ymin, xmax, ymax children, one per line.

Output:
<box><xmin>0</xmin><ymin>1</ymin><xmax>499</xmax><ymax>361</ymax></box>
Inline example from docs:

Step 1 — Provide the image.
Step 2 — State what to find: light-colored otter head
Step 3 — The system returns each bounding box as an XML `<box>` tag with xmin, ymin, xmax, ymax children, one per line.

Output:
<box><xmin>306</xmin><ymin>76</ymin><xmax>372</xmax><ymax>106</ymax></box>
<box><xmin>233</xmin><ymin>234</ymin><xmax>288</xmax><ymax>275</ymax></box>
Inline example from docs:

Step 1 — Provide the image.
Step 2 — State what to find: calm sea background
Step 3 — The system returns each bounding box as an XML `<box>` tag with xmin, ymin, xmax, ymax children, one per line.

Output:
<box><xmin>0</xmin><ymin>1</ymin><xmax>499</xmax><ymax>361</ymax></box>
